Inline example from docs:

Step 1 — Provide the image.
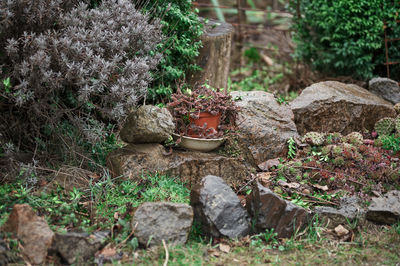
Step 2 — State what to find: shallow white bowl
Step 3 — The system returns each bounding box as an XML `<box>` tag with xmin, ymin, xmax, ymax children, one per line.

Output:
<box><xmin>172</xmin><ymin>134</ymin><xmax>224</xmax><ymax>152</ymax></box>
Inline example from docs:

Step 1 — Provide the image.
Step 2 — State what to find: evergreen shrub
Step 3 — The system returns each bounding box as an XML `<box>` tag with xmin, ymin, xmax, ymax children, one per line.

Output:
<box><xmin>292</xmin><ymin>0</ymin><xmax>400</xmax><ymax>80</ymax></box>
<box><xmin>143</xmin><ymin>0</ymin><xmax>203</xmax><ymax>101</ymax></box>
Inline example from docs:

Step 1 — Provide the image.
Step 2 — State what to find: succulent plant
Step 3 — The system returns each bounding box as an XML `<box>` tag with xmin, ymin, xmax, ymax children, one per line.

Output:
<box><xmin>333</xmin><ymin>156</ymin><xmax>345</xmax><ymax>167</ymax></box>
<box><xmin>374</xmin><ymin>117</ymin><xmax>395</xmax><ymax>137</ymax></box>
<box><xmin>301</xmin><ymin>131</ymin><xmax>325</xmax><ymax>146</ymax></box>
<box><xmin>324</xmin><ymin>132</ymin><xmax>343</xmax><ymax>145</ymax></box>
<box><xmin>395</xmin><ymin>115</ymin><xmax>400</xmax><ymax>134</ymax></box>
<box><xmin>167</xmin><ymin>84</ymin><xmax>239</xmax><ymax>138</ymax></box>
<box><xmin>278</xmin><ymin>161</ymin><xmax>303</xmax><ymax>181</ymax></box>
<box><xmin>331</xmin><ymin>145</ymin><xmax>343</xmax><ymax>158</ymax></box>
<box><xmin>321</xmin><ymin>145</ymin><xmax>331</xmax><ymax>156</ymax></box>
<box><xmin>374</xmin><ymin>138</ymin><xmax>383</xmax><ymax>147</ymax></box>
<box><xmin>340</xmin><ymin>142</ymin><xmax>356</xmax><ymax>151</ymax></box>
<box><xmin>394</xmin><ymin>103</ymin><xmax>400</xmax><ymax>115</ymax></box>
<box><xmin>344</xmin><ymin>132</ymin><xmax>364</xmax><ymax>146</ymax></box>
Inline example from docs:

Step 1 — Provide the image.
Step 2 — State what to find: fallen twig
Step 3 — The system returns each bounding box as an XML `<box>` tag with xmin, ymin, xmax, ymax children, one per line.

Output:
<box><xmin>282</xmin><ymin>194</ymin><xmax>338</xmax><ymax>206</ymax></box>
<box><xmin>295</xmin><ymin>165</ymin><xmax>368</xmax><ymax>186</ymax></box>
<box><xmin>162</xmin><ymin>239</ymin><xmax>169</xmax><ymax>266</ymax></box>
<box><xmin>346</xmin><ymin>179</ymin><xmax>365</xmax><ymax>186</ymax></box>
<box><xmin>116</xmin><ymin>222</ymin><xmax>138</xmax><ymax>249</ymax></box>
<box><xmin>298</xmin><ymin>192</ymin><xmax>339</xmax><ymax>206</ymax></box>
<box><xmin>35</xmin><ymin>166</ymin><xmax>76</xmax><ymax>178</ymax></box>
<box><xmin>237</xmin><ymin>174</ymin><xmax>257</xmax><ymax>193</ymax></box>
<box><xmin>74</xmin><ymin>210</ymin><xmax>89</xmax><ymax>217</ymax></box>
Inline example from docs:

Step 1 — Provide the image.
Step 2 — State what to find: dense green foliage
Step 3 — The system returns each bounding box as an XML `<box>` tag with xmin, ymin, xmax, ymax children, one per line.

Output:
<box><xmin>375</xmin><ymin>2</ymin><xmax>400</xmax><ymax>79</ymax></box>
<box><xmin>292</xmin><ymin>0</ymin><xmax>400</xmax><ymax>79</ymax></box>
<box><xmin>380</xmin><ymin>134</ymin><xmax>400</xmax><ymax>153</ymax></box>
<box><xmin>146</xmin><ymin>0</ymin><xmax>203</xmax><ymax>101</ymax></box>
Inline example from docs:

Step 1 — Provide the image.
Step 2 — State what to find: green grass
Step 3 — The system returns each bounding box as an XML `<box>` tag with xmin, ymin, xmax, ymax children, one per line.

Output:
<box><xmin>0</xmin><ymin>172</ymin><xmax>190</xmax><ymax>232</ymax></box>
<box><xmin>126</xmin><ymin>220</ymin><xmax>400</xmax><ymax>265</ymax></box>
<box><xmin>92</xmin><ymin>173</ymin><xmax>190</xmax><ymax>221</ymax></box>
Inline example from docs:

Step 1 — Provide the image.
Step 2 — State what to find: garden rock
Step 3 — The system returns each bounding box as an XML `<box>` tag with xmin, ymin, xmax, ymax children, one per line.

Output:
<box><xmin>276</xmin><ymin>201</ymin><xmax>309</xmax><ymax>238</ymax></box>
<box><xmin>132</xmin><ymin>202</ymin><xmax>193</xmax><ymax>246</ymax></box>
<box><xmin>191</xmin><ymin>175</ymin><xmax>251</xmax><ymax>238</ymax></box>
<box><xmin>290</xmin><ymin>81</ymin><xmax>396</xmax><ymax>135</ymax></box>
<box><xmin>314</xmin><ymin>196</ymin><xmax>366</xmax><ymax>229</ymax></box>
<box><xmin>1</xmin><ymin>204</ymin><xmax>54</xmax><ymax>265</ymax></box>
<box><xmin>107</xmin><ymin>144</ymin><xmax>254</xmax><ymax>187</ymax></box>
<box><xmin>231</xmin><ymin>91</ymin><xmax>299</xmax><ymax>165</ymax></box>
<box><xmin>368</xmin><ymin>77</ymin><xmax>400</xmax><ymax>104</ymax></box>
<box><xmin>247</xmin><ymin>182</ymin><xmax>287</xmax><ymax>230</ymax></box>
<box><xmin>50</xmin><ymin>231</ymin><xmax>109</xmax><ymax>264</ymax></box>
<box><xmin>120</xmin><ymin>105</ymin><xmax>175</xmax><ymax>144</ymax></box>
<box><xmin>246</xmin><ymin>182</ymin><xmax>308</xmax><ymax>238</ymax></box>
<box><xmin>366</xmin><ymin>190</ymin><xmax>400</xmax><ymax>224</ymax></box>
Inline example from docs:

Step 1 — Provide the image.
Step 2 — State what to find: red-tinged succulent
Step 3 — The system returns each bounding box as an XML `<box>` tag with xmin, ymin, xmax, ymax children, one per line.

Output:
<box><xmin>167</xmin><ymin>84</ymin><xmax>239</xmax><ymax>138</ymax></box>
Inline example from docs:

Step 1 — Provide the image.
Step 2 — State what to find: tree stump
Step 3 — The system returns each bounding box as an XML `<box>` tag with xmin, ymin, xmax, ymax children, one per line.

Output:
<box><xmin>187</xmin><ymin>19</ymin><xmax>234</xmax><ymax>89</ymax></box>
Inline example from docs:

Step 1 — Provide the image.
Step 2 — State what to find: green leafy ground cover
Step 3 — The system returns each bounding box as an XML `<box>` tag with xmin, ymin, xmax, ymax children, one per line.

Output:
<box><xmin>0</xmin><ymin>173</ymin><xmax>189</xmax><ymax>238</ymax></box>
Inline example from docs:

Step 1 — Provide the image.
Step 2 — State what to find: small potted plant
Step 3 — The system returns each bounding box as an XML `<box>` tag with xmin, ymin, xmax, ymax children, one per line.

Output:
<box><xmin>167</xmin><ymin>84</ymin><xmax>239</xmax><ymax>151</ymax></box>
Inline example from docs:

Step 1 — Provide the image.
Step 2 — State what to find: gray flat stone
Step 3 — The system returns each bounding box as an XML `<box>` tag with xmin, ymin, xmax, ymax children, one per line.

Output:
<box><xmin>132</xmin><ymin>202</ymin><xmax>193</xmax><ymax>246</ymax></box>
<box><xmin>314</xmin><ymin>196</ymin><xmax>366</xmax><ymax>228</ymax></box>
<box><xmin>107</xmin><ymin>143</ymin><xmax>254</xmax><ymax>188</ymax></box>
<box><xmin>367</xmin><ymin>190</ymin><xmax>400</xmax><ymax>224</ymax></box>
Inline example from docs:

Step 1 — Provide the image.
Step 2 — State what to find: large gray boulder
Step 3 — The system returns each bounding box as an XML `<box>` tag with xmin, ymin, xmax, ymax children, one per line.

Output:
<box><xmin>290</xmin><ymin>81</ymin><xmax>396</xmax><ymax>135</ymax></box>
<box><xmin>120</xmin><ymin>105</ymin><xmax>175</xmax><ymax>144</ymax></box>
<box><xmin>107</xmin><ymin>144</ymin><xmax>254</xmax><ymax>188</ymax></box>
<box><xmin>246</xmin><ymin>182</ymin><xmax>309</xmax><ymax>238</ymax></box>
<box><xmin>366</xmin><ymin>190</ymin><xmax>400</xmax><ymax>224</ymax></box>
<box><xmin>231</xmin><ymin>91</ymin><xmax>299</xmax><ymax>165</ymax></box>
<box><xmin>368</xmin><ymin>77</ymin><xmax>400</xmax><ymax>104</ymax></box>
<box><xmin>191</xmin><ymin>175</ymin><xmax>251</xmax><ymax>238</ymax></box>
<box><xmin>132</xmin><ymin>202</ymin><xmax>193</xmax><ymax>246</ymax></box>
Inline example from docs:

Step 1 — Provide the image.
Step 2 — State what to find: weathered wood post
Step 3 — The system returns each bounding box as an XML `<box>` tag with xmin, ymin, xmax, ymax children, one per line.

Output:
<box><xmin>187</xmin><ymin>18</ymin><xmax>234</xmax><ymax>89</ymax></box>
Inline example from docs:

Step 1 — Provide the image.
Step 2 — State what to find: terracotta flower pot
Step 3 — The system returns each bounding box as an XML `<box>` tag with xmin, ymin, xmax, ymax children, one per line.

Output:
<box><xmin>187</xmin><ymin>112</ymin><xmax>221</xmax><ymax>138</ymax></box>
